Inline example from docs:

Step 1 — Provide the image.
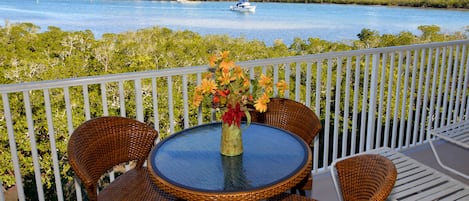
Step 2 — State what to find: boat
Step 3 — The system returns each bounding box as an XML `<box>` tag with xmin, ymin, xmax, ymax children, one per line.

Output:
<box><xmin>230</xmin><ymin>0</ymin><xmax>256</xmax><ymax>12</ymax></box>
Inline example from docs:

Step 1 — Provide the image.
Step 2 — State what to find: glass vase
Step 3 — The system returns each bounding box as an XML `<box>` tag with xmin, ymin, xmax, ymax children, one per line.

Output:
<box><xmin>220</xmin><ymin>122</ymin><xmax>243</xmax><ymax>156</ymax></box>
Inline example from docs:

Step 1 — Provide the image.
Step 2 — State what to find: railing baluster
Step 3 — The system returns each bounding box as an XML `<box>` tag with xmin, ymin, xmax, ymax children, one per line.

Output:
<box><xmin>434</xmin><ymin>47</ymin><xmax>447</xmax><ymax>128</ymax></box>
<box><xmin>101</xmin><ymin>83</ymin><xmax>109</xmax><ymax>116</ymax></box>
<box><xmin>195</xmin><ymin>74</ymin><xmax>202</xmax><ymax>125</ymax></box>
<box><xmin>332</xmin><ymin>57</ymin><xmax>343</xmax><ymax>160</ymax></box>
<box><xmin>23</xmin><ymin>91</ymin><xmax>45</xmax><ymax>201</ymax></box>
<box><xmin>360</xmin><ymin>54</ymin><xmax>370</xmax><ymax>152</ymax></box>
<box><xmin>0</xmin><ymin>178</ymin><xmax>5</xmax><ymax>201</ymax></box>
<box><xmin>273</xmin><ymin>64</ymin><xmax>279</xmax><ymax>97</ymax></box>
<box><xmin>83</xmin><ymin>84</ymin><xmax>91</xmax><ymax>120</ymax></box>
<box><xmin>2</xmin><ymin>93</ymin><xmax>26</xmax><ymax>201</ymax></box>
<box><xmin>295</xmin><ymin>62</ymin><xmax>301</xmax><ymax>101</ymax></box>
<box><xmin>443</xmin><ymin>46</ymin><xmax>455</xmax><ymax>125</ymax></box>
<box><xmin>324</xmin><ymin>59</ymin><xmax>332</xmax><ymax>166</ymax></box>
<box><xmin>454</xmin><ymin>45</ymin><xmax>467</xmax><ymax>121</ymax></box>
<box><xmin>383</xmin><ymin>52</ymin><xmax>395</xmax><ymax>148</ymax></box>
<box><xmin>305</xmin><ymin>62</ymin><xmax>312</xmax><ymax>107</ymax></box>
<box><xmin>399</xmin><ymin>50</ymin><xmax>411</xmax><ymax>149</ymax></box>
<box><xmin>367</xmin><ymin>53</ymin><xmax>380</xmax><ymax>150</ymax></box>
<box><xmin>285</xmin><ymin>63</ymin><xmax>291</xmax><ymax>99</ymax></box>
<box><xmin>183</xmin><ymin>74</ymin><xmax>189</xmax><ymax>129</ymax></box>
<box><xmin>375</xmin><ymin>53</ymin><xmax>387</xmax><ymax>148</ymax></box>
<box><xmin>135</xmin><ymin>79</ymin><xmax>144</xmax><ymax>121</ymax></box>
<box><xmin>167</xmin><ymin>76</ymin><xmax>175</xmax><ymax>133</ymax></box>
<box><xmin>409</xmin><ymin>49</ymin><xmax>419</xmax><ymax>145</ymax></box>
<box><xmin>314</xmin><ymin>60</ymin><xmax>322</xmax><ymax>171</ymax></box>
<box><xmin>419</xmin><ymin>48</ymin><xmax>434</xmax><ymax>143</ymax></box>
<box><xmin>427</xmin><ymin>48</ymin><xmax>441</xmax><ymax>132</ymax></box>
<box><xmin>351</xmin><ymin>55</ymin><xmax>361</xmax><ymax>154</ymax></box>
<box><xmin>43</xmin><ymin>89</ymin><xmax>64</xmax><ymax>201</ymax></box>
<box><xmin>119</xmin><ymin>81</ymin><xmax>126</xmax><ymax>117</ymax></box>
<box><xmin>64</xmin><ymin>87</ymin><xmax>83</xmax><ymax>201</ymax></box>
<box><xmin>342</xmin><ymin>56</ymin><xmax>352</xmax><ymax>157</ymax></box>
<box><xmin>461</xmin><ymin>46</ymin><xmax>469</xmax><ymax>119</ymax></box>
<box><xmin>448</xmin><ymin>45</ymin><xmax>460</xmax><ymax>123</ymax></box>
<box><xmin>391</xmin><ymin>51</ymin><xmax>404</xmax><ymax>149</ymax></box>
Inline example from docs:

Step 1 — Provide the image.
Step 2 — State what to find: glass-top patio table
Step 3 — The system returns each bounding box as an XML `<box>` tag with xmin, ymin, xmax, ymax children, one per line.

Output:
<box><xmin>148</xmin><ymin>122</ymin><xmax>312</xmax><ymax>200</ymax></box>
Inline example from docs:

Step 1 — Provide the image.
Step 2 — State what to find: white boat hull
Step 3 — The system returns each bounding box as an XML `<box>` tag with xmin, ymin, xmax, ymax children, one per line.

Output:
<box><xmin>230</xmin><ymin>5</ymin><xmax>256</xmax><ymax>12</ymax></box>
<box><xmin>230</xmin><ymin>2</ymin><xmax>256</xmax><ymax>12</ymax></box>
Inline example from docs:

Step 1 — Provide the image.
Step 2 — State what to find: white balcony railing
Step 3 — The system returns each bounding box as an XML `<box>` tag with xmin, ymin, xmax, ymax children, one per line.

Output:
<box><xmin>1</xmin><ymin>40</ymin><xmax>468</xmax><ymax>201</ymax></box>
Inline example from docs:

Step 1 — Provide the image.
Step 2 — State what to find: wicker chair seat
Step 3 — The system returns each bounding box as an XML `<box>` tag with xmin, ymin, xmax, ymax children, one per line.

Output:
<box><xmin>97</xmin><ymin>167</ymin><xmax>175</xmax><ymax>201</ymax></box>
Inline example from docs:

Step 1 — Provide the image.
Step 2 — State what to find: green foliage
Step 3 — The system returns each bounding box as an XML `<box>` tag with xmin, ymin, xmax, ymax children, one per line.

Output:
<box><xmin>301</xmin><ymin>0</ymin><xmax>469</xmax><ymax>9</ymax></box>
<box><xmin>0</xmin><ymin>22</ymin><xmax>467</xmax><ymax>199</ymax></box>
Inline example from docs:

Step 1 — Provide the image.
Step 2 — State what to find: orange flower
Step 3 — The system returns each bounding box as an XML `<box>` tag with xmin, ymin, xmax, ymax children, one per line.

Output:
<box><xmin>276</xmin><ymin>80</ymin><xmax>288</xmax><ymax>95</ymax></box>
<box><xmin>200</xmin><ymin>78</ymin><xmax>217</xmax><ymax>94</ymax></box>
<box><xmin>259</xmin><ymin>74</ymin><xmax>273</xmax><ymax>93</ymax></box>
<box><xmin>220</xmin><ymin>51</ymin><xmax>230</xmax><ymax>59</ymax></box>
<box><xmin>192</xmin><ymin>89</ymin><xmax>204</xmax><ymax>107</ymax></box>
<box><xmin>192</xmin><ymin>51</ymin><xmax>286</xmax><ymax>126</ymax></box>
<box><xmin>203</xmin><ymin>72</ymin><xmax>213</xmax><ymax>79</ymax></box>
<box><xmin>242</xmin><ymin>78</ymin><xmax>250</xmax><ymax>88</ymax></box>
<box><xmin>218</xmin><ymin>72</ymin><xmax>234</xmax><ymax>86</ymax></box>
<box><xmin>219</xmin><ymin>60</ymin><xmax>235</xmax><ymax>74</ymax></box>
<box><xmin>209</xmin><ymin>55</ymin><xmax>217</xmax><ymax>67</ymax></box>
<box><xmin>233</xmin><ymin>66</ymin><xmax>245</xmax><ymax>79</ymax></box>
<box><xmin>254</xmin><ymin>93</ymin><xmax>270</xmax><ymax>113</ymax></box>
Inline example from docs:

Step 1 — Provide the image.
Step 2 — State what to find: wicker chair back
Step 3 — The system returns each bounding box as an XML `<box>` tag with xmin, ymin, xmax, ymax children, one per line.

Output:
<box><xmin>335</xmin><ymin>154</ymin><xmax>397</xmax><ymax>201</ymax></box>
<box><xmin>67</xmin><ymin>116</ymin><xmax>175</xmax><ymax>201</ymax></box>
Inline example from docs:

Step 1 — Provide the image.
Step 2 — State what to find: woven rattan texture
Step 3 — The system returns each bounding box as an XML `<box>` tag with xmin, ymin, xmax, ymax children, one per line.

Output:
<box><xmin>251</xmin><ymin>98</ymin><xmax>321</xmax><ymax>192</ymax></box>
<box><xmin>267</xmin><ymin>192</ymin><xmax>317</xmax><ymax>201</ymax></box>
<box><xmin>67</xmin><ymin>116</ymin><xmax>177</xmax><ymax>201</ymax></box>
<box><xmin>335</xmin><ymin>154</ymin><xmax>397</xmax><ymax>201</ymax></box>
<box><xmin>148</xmin><ymin>142</ymin><xmax>312</xmax><ymax>201</ymax></box>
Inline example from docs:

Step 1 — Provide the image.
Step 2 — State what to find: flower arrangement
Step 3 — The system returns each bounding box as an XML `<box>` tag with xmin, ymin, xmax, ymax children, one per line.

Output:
<box><xmin>192</xmin><ymin>51</ymin><xmax>287</xmax><ymax>127</ymax></box>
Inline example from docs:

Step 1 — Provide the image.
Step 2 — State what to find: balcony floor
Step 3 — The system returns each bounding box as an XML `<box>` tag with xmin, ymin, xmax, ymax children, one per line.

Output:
<box><xmin>310</xmin><ymin>140</ymin><xmax>469</xmax><ymax>201</ymax></box>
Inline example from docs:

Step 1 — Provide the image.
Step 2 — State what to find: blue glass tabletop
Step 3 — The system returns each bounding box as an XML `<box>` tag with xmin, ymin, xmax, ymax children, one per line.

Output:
<box><xmin>149</xmin><ymin>122</ymin><xmax>309</xmax><ymax>193</ymax></box>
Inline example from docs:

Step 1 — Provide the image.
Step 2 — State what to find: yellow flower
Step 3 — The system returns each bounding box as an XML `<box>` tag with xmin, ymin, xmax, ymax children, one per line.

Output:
<box><xmin>218</xmin><ymin>72</ymin><xmax>234</xmax><ymax>86</ymax></box>
<box><xmin>254</xmin><ymin>93</ymin><xmax>270</xmax><ymax>112</ymax></box>
<box><xmin>209</xmin><ymin>55</ymin><xmax>217</xmax><ymax>67</ymax></box>
<box><xmin>192</xmin><ymin>51</ymin><xmax>285</xmax><ymax>119</ymax></box>
<box><xmin>192</xmin><ymin>88</ymin><xmax>204</xmax><ymax>107</ymax></box>
<box><xmin>220</xmin><ymin>51</ymin><xmax>230</xmax><ymax>59</ymax></box>
<box><xmin>219</xmin><ymin>60</ymin><xmax>235</xmax><ymax>74</ymax></box>
<box><xmin>259</xmin><ymin>74</ymin><xmax>273</xmax><ymax>93</ymax></box>
<box><xmin>203</xmin><ymin>72</ymin><xmax>213</xmax><ymax>80</ymax></box>
<box><xmin>242</xmin><ymin>77</ymin><xmax>250</xmax><ymax>88</ymax></box>
<box><xmin>233</xmin><ymin>66</ymin><xmax>245</xmax><ymax>79</ymax></box>
<box><xmin>200</xmin><ymin>78</ymin><xmax>217</xmax><ymax>94</ymax></box>
<box><xmin>276</xmin><ymin>80</ymin><xmax>288</xmax><ymax>95</ymax></box>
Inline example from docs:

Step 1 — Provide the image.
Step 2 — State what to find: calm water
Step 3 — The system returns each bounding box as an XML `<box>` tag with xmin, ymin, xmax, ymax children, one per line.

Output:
<box><xmin>1</xmin><ymin>0</ymin><xmax>469</xmax><ymax>45</ymax></box>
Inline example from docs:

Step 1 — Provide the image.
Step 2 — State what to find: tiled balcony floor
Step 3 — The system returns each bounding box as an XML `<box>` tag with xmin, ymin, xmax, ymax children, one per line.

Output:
<box><xmin>310</xmin><ymin>140</ymin><xmax>469</xmax><ymax>201</ymax></box>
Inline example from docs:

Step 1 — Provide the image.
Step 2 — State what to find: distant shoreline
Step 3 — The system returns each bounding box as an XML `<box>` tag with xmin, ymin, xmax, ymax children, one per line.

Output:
<box><xmin>194</xmin><ymin>0</ymin><xmax>469</xmax><ymax>10</ymax></box>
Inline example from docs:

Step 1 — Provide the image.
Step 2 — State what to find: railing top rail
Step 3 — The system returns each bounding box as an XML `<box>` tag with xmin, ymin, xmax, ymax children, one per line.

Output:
<box><xmin>1</xmin><ymin>40</ymin><xmax>468</xmax><ymax>93</ymax></box>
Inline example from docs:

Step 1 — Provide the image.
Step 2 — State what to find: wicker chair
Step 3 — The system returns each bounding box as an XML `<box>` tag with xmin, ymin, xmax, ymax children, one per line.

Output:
<box><xmin>331</xmin><ymin>154</ymin><xmax>397</xmax><ymax>201</ymax></box>
<box><xmin>250</xmin><ymin>98</ymin><xmax>322</xmax><ymax>195</ymax></box>
<box><xmin>67</xmin><ymin>116</ymin><xmax>177</xmax><ymax>201</ymax></box>
<box><xmin>267</xmin><ymin>192</ymin><xmax>317</xmax><ymax>201</ymax></box>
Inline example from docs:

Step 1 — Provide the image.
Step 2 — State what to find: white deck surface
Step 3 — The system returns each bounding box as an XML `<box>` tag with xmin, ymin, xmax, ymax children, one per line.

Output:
<box><xmin>310</xmin><ymin>141</ymin><xmax>469</xmax><ymax>201</ymax></box>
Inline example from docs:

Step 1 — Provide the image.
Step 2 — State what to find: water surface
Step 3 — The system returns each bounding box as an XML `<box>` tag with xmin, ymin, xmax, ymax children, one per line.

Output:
<box><xmin>1</xmin><ymin>0</ymin><xmax>468</xmax><ymax>45</ymax></box>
